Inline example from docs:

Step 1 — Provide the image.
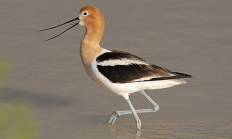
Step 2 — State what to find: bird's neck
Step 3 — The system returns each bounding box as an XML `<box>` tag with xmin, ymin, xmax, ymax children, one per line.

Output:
<box><xmin>80</xmin><ymin>25</ymin><xmax>104</xmax><ymax>65</ymax></box>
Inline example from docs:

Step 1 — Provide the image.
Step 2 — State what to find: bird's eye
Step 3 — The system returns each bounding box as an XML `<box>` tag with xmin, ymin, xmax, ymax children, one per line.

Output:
<box><xmin>83</xmin><ymin>11</ymin><xmax>88</xmax><ymax>16</ymax></box>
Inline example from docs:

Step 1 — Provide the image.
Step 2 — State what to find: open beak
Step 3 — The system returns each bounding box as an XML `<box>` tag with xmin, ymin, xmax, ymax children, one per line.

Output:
<box><xmin>39</xmin><ymin>17</ymin><xmax>80</xmax><ymax>41</ymax></box>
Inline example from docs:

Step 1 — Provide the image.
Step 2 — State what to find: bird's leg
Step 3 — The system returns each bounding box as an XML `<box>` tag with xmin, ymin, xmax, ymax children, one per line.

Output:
<box><xmin>107</xmin><ymin>91</ymin><xmax>159</xmax><ymax>129</ymax></box>
<box><xmin>140</xmin><ymin>90</ymin><xmax>159</xmax><ymax>112</ymax></box>
<box><xmin>107</xmin><ymin>95</ymin><xmax>141</xmax><ymax>129</ymax></box>
<box><xmin>126</xmin><ymin>97</ymin><xmax>141</xmax><ymax>129</ymax></box>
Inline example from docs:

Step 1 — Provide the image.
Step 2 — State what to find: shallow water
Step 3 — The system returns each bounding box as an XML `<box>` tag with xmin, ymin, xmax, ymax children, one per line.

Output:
<box><xmin>39</xmin><ymin>118</ymin><xmax>232</xmax><ymax>139</ymax></box>
<box><xmin>109</xmin><ymin>120</ymin><xmax>232</xmax><ymax>139</ymax></box>
<box><xmin>1</xmin><ymin>0</ymin><xmax>232</xmax><ymax>139</ymax></box>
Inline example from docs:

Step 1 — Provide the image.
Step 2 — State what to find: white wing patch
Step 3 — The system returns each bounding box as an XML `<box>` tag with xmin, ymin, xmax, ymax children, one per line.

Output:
<box><xmin>97</xmin><ymin>58</ymin><xmax>148</xmax><ymax>66</ymax></box>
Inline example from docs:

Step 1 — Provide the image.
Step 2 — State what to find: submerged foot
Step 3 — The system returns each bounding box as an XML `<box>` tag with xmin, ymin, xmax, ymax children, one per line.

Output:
<box><xmin>107</xmin><ymin>111</ymin><xmax>119</xmax><ymax>124</ymax></box>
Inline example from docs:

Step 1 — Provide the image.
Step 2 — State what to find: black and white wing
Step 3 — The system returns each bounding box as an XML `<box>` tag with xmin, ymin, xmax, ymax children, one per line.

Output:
<box><xmin>96</xmin><ymin>50</ymin><xmax>192</xmax><ymax>83</ymax></box>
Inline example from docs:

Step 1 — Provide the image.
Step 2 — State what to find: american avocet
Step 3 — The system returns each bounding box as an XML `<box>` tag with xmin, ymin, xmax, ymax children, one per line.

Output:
<box><xmin>40</xmin><ymin>5</ymin><xmax>192</xmax><ymax>129</ymax></box>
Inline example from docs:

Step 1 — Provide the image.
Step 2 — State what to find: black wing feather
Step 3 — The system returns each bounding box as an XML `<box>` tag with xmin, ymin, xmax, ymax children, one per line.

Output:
<box><xmin>96</xmin><ymin>50</ymin><xmax>192</xmax><ymax>83</ymax></box>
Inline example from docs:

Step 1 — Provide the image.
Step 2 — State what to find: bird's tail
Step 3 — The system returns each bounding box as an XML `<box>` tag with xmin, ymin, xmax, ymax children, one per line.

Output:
<box><xmin>172</xmin><ymin>72</ymin><xmax>192</xmax><ymax>79</ymax></box>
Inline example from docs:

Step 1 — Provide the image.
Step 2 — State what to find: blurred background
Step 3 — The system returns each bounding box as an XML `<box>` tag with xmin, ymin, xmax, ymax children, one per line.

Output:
<box><xmin>1</xmin><ymin>0</ymin><xmax>231</xmax><ymax>139</ymax></box>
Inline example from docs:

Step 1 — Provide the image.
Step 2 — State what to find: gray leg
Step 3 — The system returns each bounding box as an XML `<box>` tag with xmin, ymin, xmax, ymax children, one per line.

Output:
<box><xmin>107</xmin><ymin>91</ymin><xmax>159</xmax><ymax>128</ymax></box>
<box><xmin>126</xmin><ymin>98</ymin><xmax>141</xmax><ymax>129</ymax></box>
<box><xmin>140</xmin><ymin>91</ymin><xmax>159</xmax><ymax>112</ymax></box>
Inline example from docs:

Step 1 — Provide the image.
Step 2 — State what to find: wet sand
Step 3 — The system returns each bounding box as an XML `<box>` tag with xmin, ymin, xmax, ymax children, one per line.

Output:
<box><xmin>1</xmin><ymin>0</ymin><xmax>232</xmax><ymax>139</ymax></box>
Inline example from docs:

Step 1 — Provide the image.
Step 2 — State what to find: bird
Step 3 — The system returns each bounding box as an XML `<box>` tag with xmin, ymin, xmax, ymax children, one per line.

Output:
<box><xmin>39</xmin><ymin>5</ymin><xmax>192</xmax><ymax>130</ymax></box>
